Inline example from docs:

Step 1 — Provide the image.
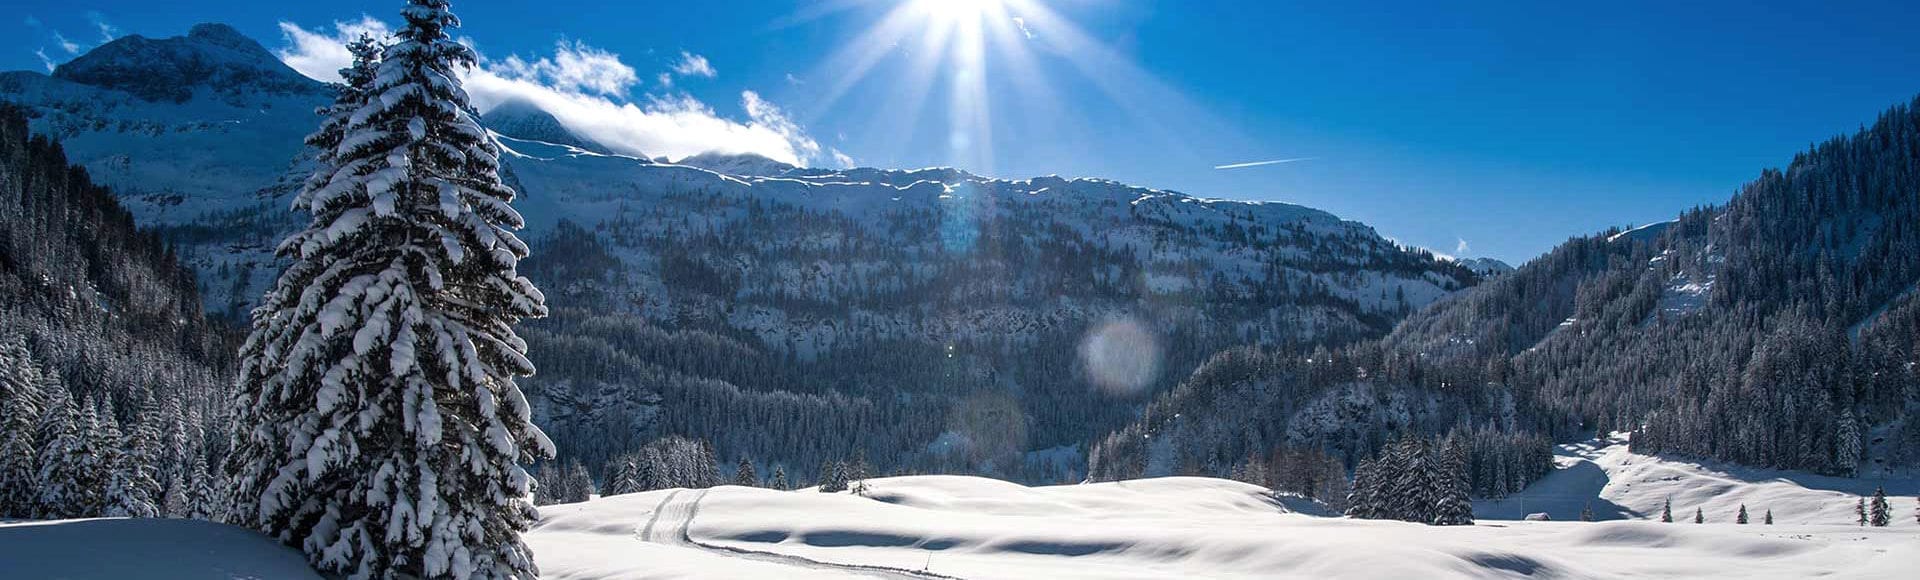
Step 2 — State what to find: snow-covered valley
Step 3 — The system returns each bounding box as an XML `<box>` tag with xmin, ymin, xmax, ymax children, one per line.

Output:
<box><xmin>7</xmin><ymin>437</ymin><xmax>1914</xmax><ymax>579</ymax></box>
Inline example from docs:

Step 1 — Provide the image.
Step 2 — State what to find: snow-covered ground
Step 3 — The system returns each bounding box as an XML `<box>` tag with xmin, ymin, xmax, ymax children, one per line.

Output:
<box><xmin>0</xmin><ymin>517</ymin><xmax>319</xmax><ymax>579</ymax></box>
<box><xmin>531</xmin><ymin>472</ymin><xmax>1918</xmax><ymax>579</ymax></box>
<box><xmin>1478</xmin><ymin>434</ymin><xmax>1920</xmax><ymax>525</ymax></box>
<box><xmin>5</xmin><ymin>439</ymin><xmax>1914</xmax><ymax>578</ymax></box>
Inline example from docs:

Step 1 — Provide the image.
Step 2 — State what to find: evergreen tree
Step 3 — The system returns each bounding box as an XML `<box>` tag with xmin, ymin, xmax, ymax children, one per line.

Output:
<box><xmin>1430</xmin><ymin>438</ymin><xmax>1474</xmax><ymax>526</ymax></box>
<box><xmin>1580</xmin><ymin>502</ymin><xmax>1595</xmax><ymax>522</ymax></box>
<box><xmin>223</xmin><ymin>1</ymin><xmax>552</xmax><ymax>576</ymax></box>
<box><xmin>771</xmin><ymin>466</ymin><xmax>789</xmax><ymax>491</ymax></box>
<box><xmin>1856</xmin><ymin>497</ymin><xmax>1867</xmax><ymax>526</ymax></box>
<box><xmin>189</xmin><ymin>453</ymin><xmax>226</xmax><ymax>522</ymax></box>
<box><xmin>103</xmin><ymin>401</ymin><xmax>162</xmax><ymax>518</ymax></box>
<box><xmin>818</xmin><ymin>460</ymin><xmax>848</xmax><ymax>493</ymax></box>
<box><xmin>0</xmin><ymin>340</ymin><xmax>42</xmax><ymax>517</ymax></box>
<box><xmin>1661</xmin><ymin>497</ymin><xmax>1672</xmax><ymax>523</ymax></box>
<box><xmin>734</xmin><ymin>457</ymin><xmax>758</xmax><ymax>487</ymax></box>
<box><xmin>1345</xmin><ymin>459</ymin><xmax>1380</xmax><ymax>519</ymax></box>
<box><xmin>32</xmin><ymin>378</ymin><xmax>76</xmax><ymax>518</ymax></box>
<box><xmin>163</xmin><ymin>471</ymin><xmax>192</xmax><ymax>518</ymax></box>
<box><xmin>1868</xmin><ymin>486</ymin><xmax>1890</xmax><ymax>527</ymax></box>
<box><xmin>1764</xmin><ymin>509</ymin><xmax>1773</xmax><ymax>525</ymax></box>
<box><xmin>1736</xmin><ymin>504</ymin><xmax>1748</xmax><ymax>525</ymax></box>
<box><xmin>1694</xmin><ymin>507</ymin><xmax>1704</xmax><ymax>524</ymax></box>
<box><xmin>605</xmin><ymin>456</ymin><xmax>640</xmax><ymax>496</ymax></box>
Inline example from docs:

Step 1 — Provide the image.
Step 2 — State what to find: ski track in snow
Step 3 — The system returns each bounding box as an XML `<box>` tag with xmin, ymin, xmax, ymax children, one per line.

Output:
<box><xmin>638</xmin><ymin>489</ymin><xmax>958</xmax><ymax>580</ymax></box>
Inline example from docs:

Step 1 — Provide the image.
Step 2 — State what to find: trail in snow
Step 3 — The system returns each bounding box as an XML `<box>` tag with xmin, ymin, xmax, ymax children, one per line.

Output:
<box><xmin>638</xmin><ymin>489</ymin><xmax>958</xmax><ymax>580</ymax></box>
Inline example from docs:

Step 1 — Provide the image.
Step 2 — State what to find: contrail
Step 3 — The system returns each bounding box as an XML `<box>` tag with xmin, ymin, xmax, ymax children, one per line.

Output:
<box><xmin>1213</xmin><ymin>157</ymin><xmax>1317</xmax><ymax>170</ymax></box>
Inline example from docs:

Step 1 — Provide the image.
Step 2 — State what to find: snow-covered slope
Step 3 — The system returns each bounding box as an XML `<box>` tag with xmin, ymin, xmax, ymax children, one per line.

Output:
<box><xmin>526</xmin><ymin>475</ymin><xmax>1917</xmax><ymax>579</ymax></box>
<box><xmin>1480</xmin><ymin>433</ymin><xmax>1920</xmax><ymax>526</ymax></box>
<box><xmin>0</xmin><ymin>518</ymin><xmax>320</xmax><ymax>579</ymax></box>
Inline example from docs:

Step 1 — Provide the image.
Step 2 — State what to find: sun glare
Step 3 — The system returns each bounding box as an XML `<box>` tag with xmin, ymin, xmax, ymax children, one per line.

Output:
<box><xmin>800</xmin><ymin>0</ymin><xmax>1229</xmax><ymax>177</ymax></box>
<box><xmin>919</xmin><ymin>0</ymin><xmax>1004</xmax><ymax>21</ymax></box>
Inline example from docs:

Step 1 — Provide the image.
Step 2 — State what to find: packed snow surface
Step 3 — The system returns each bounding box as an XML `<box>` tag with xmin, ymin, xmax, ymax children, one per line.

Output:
<box><xmin>3</xmin><ymin>452</ymin><xmax>1914</xmax><ymax>579</ymax></box>
<box><xmin>530</xmin><ymin>472</ymin><xmax>1918</xmax><ymax>579</ymax></box>
<box><xmin>0</xmin><ymin>517</ymin><xmax>319</xmax><ymax>579</ymax></box>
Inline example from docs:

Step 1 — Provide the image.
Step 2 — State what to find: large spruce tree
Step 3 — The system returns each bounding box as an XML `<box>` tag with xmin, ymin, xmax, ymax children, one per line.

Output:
<box><xmin>225</xmin><ymin>1</ymin><xmax>552</xmax><ymax>577</ymax></box>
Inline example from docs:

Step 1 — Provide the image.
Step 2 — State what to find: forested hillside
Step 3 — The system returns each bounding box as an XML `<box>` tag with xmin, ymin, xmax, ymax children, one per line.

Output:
<box><xmin>0</xmin><ymin>103</ymin><xmax>235</xmax><ymax>519</ymax></box>
<box><xmin>1094</xmin><ymin>95</ymin><xmax>1920</xmax><ymax>487</ymax></box>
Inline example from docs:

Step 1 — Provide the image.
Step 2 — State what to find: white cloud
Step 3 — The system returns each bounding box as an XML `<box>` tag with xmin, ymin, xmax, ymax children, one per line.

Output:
<box><xmin>831</xmin><ymin>148</ymin><xmax>857</xmax><ymax>169</ymax></box>
<box><xmin>33</xmin><ymin>48</ymin><xmax>54</xmax><ymax>72</ymax></box>
<box><xmin>1455</xmin><ymin>238</ymin><xmax>1471</xmax><ymax>255</ymax></box>
<box><xmin>86</xmin><ymin>11</ymin><xmax>117</xmax><ymax>44</ymax></box>
<box><xmin>275</xmin><ymin>16</ymin><xmax>391</xmax><ymax>83</ymax></box>
<box><xmin>785</xmin><ymin>73</ymin><xmax>805</xmax><ymax>86</ymax></box>
<box><xmin>276</xmin><ymin>20</ymin><xmax>823</xmax><ymax>167</ymax></box>
<box><xmin>494</xmin><ymin>40</ymin><xmax>638</xmax><ymax>98</ymax></box>
<box><xmin>671</xmin><ymin>51</ymin><xmax>716</xmax><ymax>78</ymax></box>
<box><xmin>53</xmin><ymin>31</ymin><xmax>79</xmax><ymax>55</ymax></box>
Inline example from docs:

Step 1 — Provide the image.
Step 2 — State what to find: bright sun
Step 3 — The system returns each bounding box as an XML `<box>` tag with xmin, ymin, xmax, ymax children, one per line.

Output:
<box><xmin>805</xmin><ymin>0</ymin><xmax>1190</xmax><ymax>175</ymax></box>
<box><xmin>919</xmin><ymin>0</ymin><xmax>1005</xmax><ymax>21</ymax></box>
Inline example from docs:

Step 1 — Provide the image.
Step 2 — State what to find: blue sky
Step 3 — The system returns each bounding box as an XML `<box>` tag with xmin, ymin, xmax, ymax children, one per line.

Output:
<box><xmin>9</xmin><ymin>0</ymin><xmax>1920</xmax><ymax>263</ymax></box>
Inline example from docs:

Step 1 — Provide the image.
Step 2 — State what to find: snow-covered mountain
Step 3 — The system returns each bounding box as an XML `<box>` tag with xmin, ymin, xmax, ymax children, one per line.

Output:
<box><xmin>0</xmin><ymin>24</ymin><xmax>1488</xmax><ymax>478</ymax></box>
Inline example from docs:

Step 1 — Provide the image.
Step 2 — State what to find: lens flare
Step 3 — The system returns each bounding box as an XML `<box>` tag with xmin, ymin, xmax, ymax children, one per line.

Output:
<box><xmin>1079</xmin><ymin>317</ymin><xmax>1162</xmax><ymax>396</ymax></box>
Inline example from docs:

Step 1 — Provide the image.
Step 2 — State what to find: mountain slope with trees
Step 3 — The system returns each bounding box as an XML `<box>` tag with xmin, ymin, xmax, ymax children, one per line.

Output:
<box><xmin>1092</xmin><ymin>94</ymin><xmax>1920</xmax><ymax>488</ymax></box>
<box><xmin>0</xmin><ymin>101</ymin><xmax>233</xmax><ymax>521</ymax></box>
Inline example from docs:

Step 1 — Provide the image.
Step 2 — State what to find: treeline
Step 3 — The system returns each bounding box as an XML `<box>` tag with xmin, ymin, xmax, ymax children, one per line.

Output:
<box><xmin>0</xmin><ymin>336</ymin><xmax>227</xmax><ymax>520</ymax></box>
<box><xmin>1087</xmin><ymin>345</ymin><xmax>1556</xmax><ymax>502</ymax></box>
<box><xmin>1345</xmin><ymin>435</ymin><xmax>1474</xmax><ymax>526</ymax></box>
<box><xmin>0</xmin><ymin>103</ymin><xmax>234</xmax><ymax>520</ymax></box>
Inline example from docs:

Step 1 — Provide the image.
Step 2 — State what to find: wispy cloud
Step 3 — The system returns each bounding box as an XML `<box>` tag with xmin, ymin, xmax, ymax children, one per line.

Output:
<box><xmin>1455</xmin><ymin>238</ymin><xmax>1471</xmax><ymax>255</ymax></box>
<box><xmin>33</xmin><ymin>48</ymin><xmax>55</xmax><ymax>72</ymax></box>
<box><xmin>276</xmin><ymin>19</ymin><xmax>823</xmax><ymax>166</ymax></box>
<box><xmin>52</xmin><ymin>31</ymin><xmax>80</xmax><ymax>55</ymax></box>
<box><xmin>1012</xmin><ymin>17</ymin><xmax>1035</xmax><ymax>39</ymax></box>
<box><xmin>671</xmin><ymin>51</ymin><xmax>716</xmax><ymax>78</ymax></box>
<box><xmin>86</xmin><ymin>11</ymin><xmax>117</xmax><ymax>44</ymax></box>
<box><xmin>1213</xmin><ymin>157</ymin><xmax>1317</xmax><ymax>170</ymax></box>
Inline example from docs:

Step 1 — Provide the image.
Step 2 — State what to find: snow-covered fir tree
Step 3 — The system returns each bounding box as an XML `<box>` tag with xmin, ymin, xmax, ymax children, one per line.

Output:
<box><xmin>1736</xmin><ymin>504</ymin><xmax>1748</xmax><ymax>524</ymax></box>
<box><xmin>1344</xmin><ymin>459</ymin><xmax>1381</xmax><ymax>519</ymax></box>
<box><xmin>163</xmin><ymin>470</ymin><xmax>192</xmax><ymax>518</ymax></box>
<box><xmin>224</xmin><ymin>0</ymin><xmax>552</xmax><ymax>577</ymax></box>
<box><xmin>771</xmin><ymin>466</ymin><xmax>789</xmax><ymax>491</ymax></box>
<box><xmin>33</xmin><ymin>384</ymin><xmax>78</xmax><ymax>518</ymax></box>
<box><xmin>189</xmin><ymin>453</ymin><xmax>226</xmax><ymax>522</ymax></box>
<box><xmin>1868</xmin><ymin>487</ymin><xmax>1890</xmax><ymax>526</ymax></box>
<box><xmin>0</xmin><ymin>337</ymin><xmax>43</xmax><ymax>517</ymax></box>
<box><xmin>1580</xmin><ymin>502</ymin><xmax>1595</xmax><ymax>522</ymax></box>
<box><xmin>1430</xmin><ymin>439</ymin><xmax>1474</xmax><ymax>526</ymax></box>
<box><xmin>605</xmin><ymin>457</ymin><xmax>641</xmax><ymax>496</ymax></box>
<box><xmin>1694</xmin><ymin>507</ymin><xmax>1704</xmax><ymax>524</ymax></box>
<box><xmin>818</xmin><ymin>460</ymin><xmax>848</xmax><ymax>493</ymax></box>
<box><xmin>734</xmin><ymin>457</ymin><xmax>758</xmax><ymax>487</ymax></box>
<box><xmin>1765</xmin><ymin>509</ymin><xmax>1773</xmax><ymax>525</ymax></box>
<box><xmin>102</xmin><ymin>401</ymin><xmax>162</xmax><ymax>519</ymax></box>
<box><xmin>1856</xmin><ymin>497</ymin><xmax>1867</xmax><ymax>526</ymax></box>
<box><xmin>1661</xmin><ymin>498</ymin><xmax>1673</xmax><ymax>523</ymax></box>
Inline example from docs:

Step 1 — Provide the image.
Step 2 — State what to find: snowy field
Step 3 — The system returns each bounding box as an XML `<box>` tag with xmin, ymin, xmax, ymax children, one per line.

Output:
<box><xmin>4</xmin><ymin>438</ymin><xmax>1916</xmax><ymax>579</ymax></box>
<box><xmin>526</xmin><ymin>474</ymin><xmax>1916</xmax><ymax>579</ymax></box>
